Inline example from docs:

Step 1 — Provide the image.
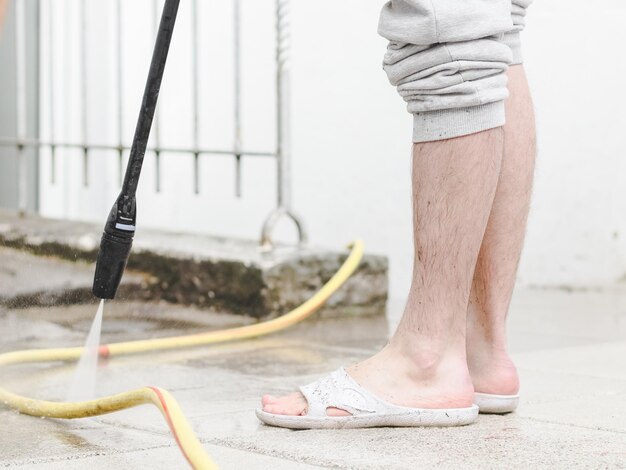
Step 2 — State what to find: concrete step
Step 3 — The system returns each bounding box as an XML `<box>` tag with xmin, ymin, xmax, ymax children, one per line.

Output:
<box><xmin>0</xmin><ymin>210</ymin><xmax>388</xmax><ymax>318</ymax></box>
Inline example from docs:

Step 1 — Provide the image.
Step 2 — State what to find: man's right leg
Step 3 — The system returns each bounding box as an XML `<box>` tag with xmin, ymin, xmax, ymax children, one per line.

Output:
<box><xmin>262</xmin><ymin>127</ymin><xmax>504</xmax><ymax>417</ymax></box>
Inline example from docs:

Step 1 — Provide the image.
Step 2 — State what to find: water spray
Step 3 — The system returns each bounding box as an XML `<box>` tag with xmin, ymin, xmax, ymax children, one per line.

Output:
<box><xmin>92</xmin><ymin>0</ymin><xmax>180</xmax><ymax>299</ymax></box>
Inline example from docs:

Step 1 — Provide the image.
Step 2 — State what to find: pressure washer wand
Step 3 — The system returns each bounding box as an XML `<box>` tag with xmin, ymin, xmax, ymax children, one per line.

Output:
<box><xmin>92</xmin><ymin>0</ymin><xmax>180</xmax><ymax>299</ymax></box>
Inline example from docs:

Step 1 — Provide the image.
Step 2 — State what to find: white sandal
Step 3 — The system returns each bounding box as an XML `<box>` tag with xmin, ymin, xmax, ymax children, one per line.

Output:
<box><xmin>255</xmin><ymin>368</ymin><xmax>479</xmax><ymax>429</ymax></box>
<box><xmin>474</xmin><ymin>392</ymin><xmax>519</xmax><ymax>414</ymax></box>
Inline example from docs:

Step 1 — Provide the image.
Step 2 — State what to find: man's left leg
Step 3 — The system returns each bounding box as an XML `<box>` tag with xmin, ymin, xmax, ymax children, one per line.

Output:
<box><xmin>466</xmin><ymin>0</ymin><xmax>535</xmax><ymax>398</ymax></box>
<box><xmin>466</xmin><ymin>64</ymin><xmax>536</xmax><ymax>396</ymax></box>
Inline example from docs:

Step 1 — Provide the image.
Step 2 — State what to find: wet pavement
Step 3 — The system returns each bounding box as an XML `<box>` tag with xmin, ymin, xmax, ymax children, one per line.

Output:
<box><xmin>0</xmin><ymin>247</ymin><xmax>146</xmax><ymax>309</ymax></box>
<box><xmin>1</xmin><ymin>287</ymin><xmax>626</xmax><ymax>469</ymax></box>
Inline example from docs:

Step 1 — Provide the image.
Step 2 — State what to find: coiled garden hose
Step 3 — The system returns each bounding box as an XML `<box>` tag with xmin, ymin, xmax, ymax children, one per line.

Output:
<box><xmin>0</xmin><ymin>241</ymin><xmax>364</xmax><ymax>470</ymax></box>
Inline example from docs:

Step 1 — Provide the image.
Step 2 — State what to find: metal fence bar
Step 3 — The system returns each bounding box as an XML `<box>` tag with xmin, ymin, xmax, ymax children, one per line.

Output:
<box><xmin>116</xmin><ymin>0</ymin><xmax>124</xmax><ymax>186</ymax></box>
<box><xmin>2</xmin><ymin>0</ymin><xmax>306</xmax><ymax>247</ymax></box>
<box><xmin>275</xmin><ymin>0</ymin><xmax>290</xmax><ymax>210</ymax></box>
<box><xmin>233</xmin><ymin>0</ymin><xmax>242</xmax><ymax>198</ymax></box>
<box><xmin>15</xmin><ymin>0</ymin><xmax>27</xmax><ymax>215</ymax></box>
<box><xmin>48</xmin><ymin>0</ymin><xmax>56</xmax><ymax>184</ymax></box>
<box><xmin>0</xmin><ymin>137</ymin><xmax>276</xmax><ymax>157</ymax></box>
<box><xmin>191</xmin><ymin>0</ymin><xmax>200</xmax><ymax>194</ymax></box>
<box><xmin>80</xmin><ymin>0</ymin><xmax>89</xmax><ymax>186</ymax></box>
<box><xmin>260</xmin><ymin>0</ymin><xmax>307</xmax><ymax>249</ymax></box>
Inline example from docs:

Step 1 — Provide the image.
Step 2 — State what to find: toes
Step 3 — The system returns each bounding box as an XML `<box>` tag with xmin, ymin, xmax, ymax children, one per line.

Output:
<box><xmin>264</xmin><ymin>403</ymin><xmax>305</xmax><ymax>416</ymax></box>
<box><xmin>263</xmin><ymin>404</ymin><xmax>279</xmax><ymax>414</ymax></box>
<box><xmin>261</xmin><ymin>393</ymin><xmax>352</xmax><ymax>417</ymax></box>
<box><xmin>261</xmin><ymin>393</ymin><xmax>296</xmax><ymax>408</ymax></box>
<box><xmin>261</xmin><ymin>394</ymin><xmax>277</xmax><ymax>406</ymax></box>
<box><xmin>262</xmin><ymin>392</ymin><xmax>308</xmax><ymax>416</ymax></box>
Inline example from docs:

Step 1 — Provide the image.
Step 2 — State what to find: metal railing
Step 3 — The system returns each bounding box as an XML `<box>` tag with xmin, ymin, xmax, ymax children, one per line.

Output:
<box><xmin>0</xmin><ymin>0</ymin><xmax>306</xmax><ymax>250</ymax></box>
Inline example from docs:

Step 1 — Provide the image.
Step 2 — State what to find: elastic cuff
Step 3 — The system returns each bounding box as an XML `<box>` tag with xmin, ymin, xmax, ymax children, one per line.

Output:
<box><xmin>502</xmin><ymin>31</ymin><xmax>523</xmax><ymax>65</ymax></box>
<box><xmin>412</xmin><ymin>101</ymin><xmax>505</xmax><ymax>143</ymax></box>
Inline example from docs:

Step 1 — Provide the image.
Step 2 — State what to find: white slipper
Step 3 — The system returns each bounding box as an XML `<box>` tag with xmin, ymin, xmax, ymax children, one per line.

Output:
<box><xmin>255</xmin><ymin>368</ymin><xmax>479</xmax><ymax>429</ymax></box>
<box><xmin>474</xmin><ymin>392</ymin><xmax>519</xmax><ymax>414</ymax></box>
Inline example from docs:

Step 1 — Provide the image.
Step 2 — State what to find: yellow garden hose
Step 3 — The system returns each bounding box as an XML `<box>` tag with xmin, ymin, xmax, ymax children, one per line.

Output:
<box><xmin>0</xmin><ymin>241</ymin><xmax>364</xmax><ymax>470</ymax></box>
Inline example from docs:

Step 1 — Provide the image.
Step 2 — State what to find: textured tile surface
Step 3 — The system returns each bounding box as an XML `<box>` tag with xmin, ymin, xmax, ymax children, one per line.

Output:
<box><xmin>2</xmin><ymin>286</ymin><xmax>626</xmax><ymax>469</ymax></box>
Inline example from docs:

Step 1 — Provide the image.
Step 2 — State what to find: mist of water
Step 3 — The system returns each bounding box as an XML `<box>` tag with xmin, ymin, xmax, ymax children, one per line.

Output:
<box><xmin>66</xmin><ymin>299</ymin><xmax>104</xmax><ymax>402</ymax></box>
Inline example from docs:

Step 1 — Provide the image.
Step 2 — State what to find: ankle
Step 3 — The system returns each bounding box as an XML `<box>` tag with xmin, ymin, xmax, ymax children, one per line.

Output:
<box><xmin>467</xmin><ymin>319</ymin><xmax>510</xmax><ymax>357</ymax></box>
<box><xmin>387</xmin><ymin>334</ymin><xmax>469</xmax><ymax>379</ymax></box>
<box><xmin>350</xmin><ymin>343</ymin><xmax>475</xmax><ymax>409</ymax></box>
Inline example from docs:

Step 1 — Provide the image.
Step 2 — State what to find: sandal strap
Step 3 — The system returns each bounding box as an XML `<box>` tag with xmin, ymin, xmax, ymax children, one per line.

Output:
<box><xmin>299</xmin><ymin>368</ymin><xmax>390</xmax><ymax>418</ymax></box>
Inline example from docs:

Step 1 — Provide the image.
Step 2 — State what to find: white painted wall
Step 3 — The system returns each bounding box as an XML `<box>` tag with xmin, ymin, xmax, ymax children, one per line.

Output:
<box><xmin>38</xmin><ymin>0</ymin><xmax>626</xmax><ymax>300</ymax></box>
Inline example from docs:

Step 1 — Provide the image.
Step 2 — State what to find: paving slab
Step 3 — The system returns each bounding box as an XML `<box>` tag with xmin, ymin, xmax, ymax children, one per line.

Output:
<box><xmin>215</xmin><ymin>417</ymin><xmax>626</xmax><ymax>470</ymax></box>
<box><xmin>0</xmin><ymin>301</ymin><xmax>255</xmax><ymax>353</ymax></box>
<box><xmin>0</xmin><ymin>410</ymin><xmax>173</xmax><ymax>465</ymax></box>
<box><xmin>518</xmin><ymin>391</ymin><xmax>626</xmax><ymax>433</ymax></box>
<box><xmin>1</xmin><ymin>288</ymin><xmax>626</xmax><ymax>469</ymax></box>
<box><xmin>515</xmin><ymin>367</ymin><xmax>626</xmax><ymax>406</ymax></box>
<box><xmin>12</xmin><ymin>444</ymin><xmax>324</xmax><ymax>470</ymax></box>
<box><xmin>515</xmin><ymin>341</ymin><xmax>626</xmax><ymax>380</ymax></box>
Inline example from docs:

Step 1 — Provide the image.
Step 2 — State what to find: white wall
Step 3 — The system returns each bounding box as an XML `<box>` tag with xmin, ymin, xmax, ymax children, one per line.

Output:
<box><xmin>518</xmin><ymin>0</ymin><xmax>626</xmax><ymax>288</ymax></box>
<box><xmin>38</xmin><ymin>0</ymin><xmax>626</xmax><ymax>301</ymax></box>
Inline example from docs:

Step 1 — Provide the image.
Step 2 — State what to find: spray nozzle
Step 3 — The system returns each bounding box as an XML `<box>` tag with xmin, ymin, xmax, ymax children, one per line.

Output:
<box><xmin>92</xmin><ymin>196</ymin><xmax>136</xmax><ymax>299</ymax></box>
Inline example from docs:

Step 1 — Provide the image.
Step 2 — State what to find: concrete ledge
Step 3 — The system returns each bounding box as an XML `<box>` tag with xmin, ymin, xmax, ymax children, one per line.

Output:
<box><xmin>0</xmin><ymin>210</ymin><xmax>388</xmax><ymax>318</ymax></box>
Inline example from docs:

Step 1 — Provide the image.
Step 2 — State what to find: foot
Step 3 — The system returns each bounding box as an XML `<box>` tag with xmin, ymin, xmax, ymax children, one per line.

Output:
<box><xmin>261</xmin><ymin>343</ymin><xmax>475</xmax><ymax>416</ymax></box>
<box><xmin>467</xmin><ymin>347</ymin><xmax>519</xmax><ymax>396</ymax></box>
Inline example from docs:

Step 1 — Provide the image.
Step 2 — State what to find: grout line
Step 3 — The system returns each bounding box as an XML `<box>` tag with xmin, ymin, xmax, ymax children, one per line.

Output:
<box><xmin>3</xmin><ymin>442</ymin><xmax>177</xmax><ymax>468</ymax></box>
<box><xmin>515</xmin><ymin>415</ymin><xmax>626</xmax><ymax>435</ymax></box>
<box><xmin>201</xmin><ymin>439</ymin><xmax>338</xmax><ymax>469</ymax></box>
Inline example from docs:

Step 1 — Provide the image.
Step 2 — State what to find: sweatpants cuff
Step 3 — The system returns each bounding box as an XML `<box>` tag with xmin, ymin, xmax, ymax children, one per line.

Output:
<box><xmin>412</xmin><ymin>101</ymin><xmax>505</xmax><ymax>142</ymax></box>
<box><xmin>502</xmin><ymin>31</ymin><xmax>523</xmax><ymax>65</ymax></box>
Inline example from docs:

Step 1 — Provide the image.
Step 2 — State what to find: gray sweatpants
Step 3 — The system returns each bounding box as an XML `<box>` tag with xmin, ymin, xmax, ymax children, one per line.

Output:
<box><xmin>378</xmin><ymin>0</ymin><xmax>532</xmax><ymax>142</ymax></box>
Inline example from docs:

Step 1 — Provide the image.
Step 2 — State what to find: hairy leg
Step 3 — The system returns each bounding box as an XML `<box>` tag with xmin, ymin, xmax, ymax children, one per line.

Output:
<box><xmin>0</xmin><ymin>0</ymin><xmax>8</xmax><ymax>31</ymax></box>
<box><xmin>466</xmin><ymin>65</ymin><xmax>537</xmax><ymax>395</ymax></box>
<box><xmin>263</xmin><ymin>127</ymin><xmax>504</xmax><ymax>416</ymax></box>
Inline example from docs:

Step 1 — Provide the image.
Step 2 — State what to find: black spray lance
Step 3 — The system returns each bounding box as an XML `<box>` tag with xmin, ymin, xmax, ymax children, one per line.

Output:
<box><xmin>92</xmin><ymin>0</ymin><xmax>180</xmax><ymax>299</ymax></box>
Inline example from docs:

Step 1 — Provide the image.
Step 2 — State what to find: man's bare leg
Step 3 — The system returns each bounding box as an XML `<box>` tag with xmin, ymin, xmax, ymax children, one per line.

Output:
<box><xmin>262</xmin><ymin>128</ymin><xmax>504</xmax><ymax>416</ymax></box>
<box><xmin>466</xmin><ymin>65</ymin><xmax>537</xmax><ymax>395</ymax></box>
<box><xmin>0</xmin><ymin>0</ymin><xmax>9</xmax><ymax>31</ymax></box>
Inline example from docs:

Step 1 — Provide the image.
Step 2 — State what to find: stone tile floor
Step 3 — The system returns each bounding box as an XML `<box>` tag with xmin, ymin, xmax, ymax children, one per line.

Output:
<box><xmin>1</xmin><ymin>287</ymin><xmax>626</xmax><ymax>469</ymax></box>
